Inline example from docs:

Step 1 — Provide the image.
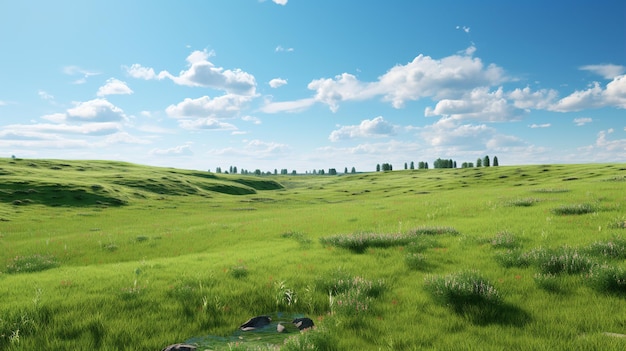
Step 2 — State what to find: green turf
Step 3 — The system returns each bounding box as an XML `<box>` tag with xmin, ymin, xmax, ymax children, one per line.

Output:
<box><xmin>1</xmin><ymin>158</ymin><xmax>625</xmax><ymax>350</ymax></box>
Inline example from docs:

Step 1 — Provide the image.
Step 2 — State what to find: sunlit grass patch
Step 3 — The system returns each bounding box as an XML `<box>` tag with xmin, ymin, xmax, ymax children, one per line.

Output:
<box><xmin>551</xmin><ymin>203</ymin><xmax>595</xmax><ymax>215</ymax></box>
<box><xmin>5</xmin><ymin>254</ymin><xmax>59</xmax><ymax>274</ymax></box>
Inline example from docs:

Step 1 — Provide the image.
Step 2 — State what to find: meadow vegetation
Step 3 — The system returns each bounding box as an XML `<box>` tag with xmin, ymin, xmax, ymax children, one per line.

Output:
<box><xmin>1</xmin><ymin>159</ymin><xmax>626</xmax><ymax>350</ymax></box>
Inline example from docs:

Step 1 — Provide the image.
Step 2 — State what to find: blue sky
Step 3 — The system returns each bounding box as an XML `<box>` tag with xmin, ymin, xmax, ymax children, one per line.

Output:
<box><xmin>1</xmin><ymin>0</ymin><xmax>625</xmax><ymax>172</ymax></box>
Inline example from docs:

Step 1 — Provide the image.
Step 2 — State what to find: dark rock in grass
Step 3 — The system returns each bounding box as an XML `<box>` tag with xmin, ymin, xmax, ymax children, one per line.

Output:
<box><xmin>293</xmin><ymin>317</ymin><xmax>315</xmax><ymax>330</ymax></box>
<box><xmin>161</xmin><ymin>343</ymin><xmax>197</xmax><ymax>351</ymax></box>
<box><xmin>239</xmin><ymin>315</ymin><xmax>271</xmax><ymax>331</ymax></box>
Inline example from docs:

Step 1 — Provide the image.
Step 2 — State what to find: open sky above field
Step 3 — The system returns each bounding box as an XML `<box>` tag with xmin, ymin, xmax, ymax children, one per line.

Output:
<box><xmin>0</xmin><ymin>0</ymin><xmax>625</xmax><ymax>172</ymax></box>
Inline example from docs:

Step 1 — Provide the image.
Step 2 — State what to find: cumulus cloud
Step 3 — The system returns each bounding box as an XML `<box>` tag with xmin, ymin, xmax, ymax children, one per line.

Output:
<box><xmin>165</xmin><ymin>94</ymin><xmax>251</xmax><ymax>120</ymax></box>
<box><xmin>269</xmin><ymin>78</ymin><xmax>287</xmax><ymax>88</ymax></box>
<box><xmin>580</xmin><ymin>64</ymin><xmax>626</xmax><ymax>79</ymax></box>
<box><xmin>329</xmin><ymin>116</ymin><xmax>396</xmax><ymax>141</ymax></box>
<box><xmin>424</xmin><ymin>87</ymin><xmax>524</xmax><ymax>122</ymax></box>
<box><xmin>573</xmin><ymin>117</ymin><xmax>592</xmax><ymax>126</ymax></box>
<box><xmin>508</xmin><ymin>87</ymin><xmax>559</xmax><ymax>110</ymax></box>
<box><xmin>529</xmin><ymin>123</ymin><xmax>551</xmax><ymax>128</ymax></box>
<box><xmin>551</xmin><ymin>75</ymin><xmax>626</xmax><ymax>111</ymax></box>
<box><xmin>126</xmin><ymin>50</ymin><xmax>257</xmax><ymax>95</ymax></box>
<box><xmin>97</xmin><ymin>78</ymin><xmax>133</xmax><ymax>97</ymax></box>
<box><xmin>65</xmin><ymin>99</ymin><xmax>128</xmax><ymax>122</ymax></box>
<box><xmin>273</xmin><ymin>0</ymin><xmax>288</xmax><ymax>5</ymax></box>
<box><xmin>303</xmin><ymin>48</ymin><xmax>507</xmax><ymax>112</ymax></box>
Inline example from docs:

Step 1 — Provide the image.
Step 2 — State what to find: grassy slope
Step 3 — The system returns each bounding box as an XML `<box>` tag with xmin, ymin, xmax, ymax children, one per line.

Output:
<box><xmin>1</xmin><ymin>158</ymin><xmax>625</xmax><ymax>350</ymax></box>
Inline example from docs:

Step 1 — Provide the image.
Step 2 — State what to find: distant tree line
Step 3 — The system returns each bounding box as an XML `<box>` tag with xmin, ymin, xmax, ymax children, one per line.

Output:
<box><xmin>210</xmin><ymin>156</ymin><xmax>498</xmax><ymax>176</ymax></box>
<box><xmin>210</xmin><ymin>165</ymin><xmax>358</xmax><ymax>176</ymax></box>
<box><xmin>377</xmin><ymin>155</ymin><xmax>499</xmax><ymax>172</ymax></box>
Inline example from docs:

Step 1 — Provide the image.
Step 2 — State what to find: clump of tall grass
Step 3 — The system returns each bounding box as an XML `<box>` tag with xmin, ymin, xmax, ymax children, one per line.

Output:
<box><xmin>320</xmin><ymin>226</ymin><xmax>457</xmax><ymax>253</ymax></box>
<box><xmin>5</xmin><ymin>254</ymin><xmax>59</xmax><ymax>274</ymax></box>
<box><xmin>404</xmin><ymin>253</ymin><xmax>428</xmax><ymax>270</ymax></box>
<box><xmin>281</xmin><ymin>326</ymin><xmax>337</xmax><ymax>351</ymax></box>
<box><xmin>230</xmin><ymin>265</ymin><xmax>249</xmax><ymax>279</ymax></box>
<box><xmin>319</xmin><ymin>271</ymin><xmax>385</xmax><ymax>316</ymax></box>
<box><xmin>551</xmin><ymin>203</ymin><xmax>595</xmax><ymax>215</ymax></box>
<box><xmin>281</xmin><ymin>230</ymin><xmax>312</xmax><ymax>248</ymax></box>
<box><xmin>489</xmin><ymin>231</ymin><xmax>519</xmax><ymax>249</ymax></box>
<box><xmin>319</xmin><ymin>232</ymin><xmax>414</xmax><ymax>253</ymax></box>
<box><xmin>274</xmin><ymin>280</ymin><xmax>298</xmax><ymax>309</ymax></box>
<box><xmin>506</xmin><ymin>198</ymin><xmax>538</xmax><ymax>207</ymax></box>
<box><xmin>494</xmin><ymin>249</ymin><xmax>530</xmax><ymax>268</ymax></box>
<box><xmin>424</xmin><ymin>270</ymin><xmax>501</xmax><ymax>306</ymax></box>
<box><xmin>608</xmin><ymin>217</ymin><xmax>626</xmax><ymax>229</ymax></box>
<box><xmin>585</xmin><ymin>265</ymin><xmax>626</xmax><ymax>295</ymax></box>
<box><xmin>532</xmin><ymin>188</ymin><xmax>570</xmax><ymax>193</ymax></box>
<box><xmin>584</xmin><ymin>236</ymin><xmax>626</xmax><ymax>259</ymax></box>
<box><xmin>408</xmin><ymin>226</ymin><xmax>459</xmax><ymax>236</ymax></box>
<box><xmin>524</xmin><ymin>246</ymin><xmax>595</xmax><ymax>275</ymax></box>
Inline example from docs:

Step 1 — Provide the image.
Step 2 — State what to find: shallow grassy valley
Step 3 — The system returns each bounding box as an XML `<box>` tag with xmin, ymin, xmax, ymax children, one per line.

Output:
<box><xmin>1</xmin><ymin>158</ymin><xmax>625</xmax><ymax>350</ymax></box>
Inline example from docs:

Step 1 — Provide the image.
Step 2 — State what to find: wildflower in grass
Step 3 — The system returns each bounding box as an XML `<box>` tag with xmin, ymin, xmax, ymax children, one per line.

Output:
<box><xmin>585</xmin><ymin>265</ymin><xmax>626</xmax><ymax>295</ymax></box>
<box><xmin>6</xmin><ymin>254</ymin><xmax>59</xmax><ymax>274</ymax></box>
<box><xmin>585</xmin><ymin>236</ymin><xmax>626</xmax><ymax>259</ymax></box>
<box><xmin>490</xmin><ymin>231</ymin><xmax>518</xmax><ymax>249</ymax></box>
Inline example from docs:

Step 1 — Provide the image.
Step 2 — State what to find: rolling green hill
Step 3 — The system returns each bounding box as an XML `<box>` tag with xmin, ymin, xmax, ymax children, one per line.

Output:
<box><xmin>1</xmin><ymin>158</ymin><xmax>625</xmax><ymax>351</ymax></box>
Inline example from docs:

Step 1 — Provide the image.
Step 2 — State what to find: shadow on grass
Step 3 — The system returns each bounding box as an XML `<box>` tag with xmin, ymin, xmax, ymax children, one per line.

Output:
<box><xmin>451</xmin><ymin>301</ymin><xmax>532</xmax><ymax>327</ymax></box>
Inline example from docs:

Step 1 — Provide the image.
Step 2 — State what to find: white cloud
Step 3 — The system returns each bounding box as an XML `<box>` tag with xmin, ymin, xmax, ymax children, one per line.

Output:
<box><xmin>580</xmin><ymin>64</ymin><xmax>626</xmax><ymax>79</ymax></box>
<box><xmin>269</xmin><ymin>78</ymin><xmax>287</xmax><ymax>88</ymax></box>
<box><xmin>551</xmin><ymin>75</ymin><xmax>626</xmax><ymax>111</ymax></box>
<box><xmin>179</xmin><ymin>118</ymin><xmax>237</xmax><ymax>131</ymax></box>
<box><xmin>126</xmin><ymin>64</ymin><xmax>159</xmax><ymax>80</ymax></box>
<box><xmin>151</xmin><ymin>144</ymin><xmax>193</xmax><ymax>156</ymax></box>
<box><xmin>329</xmin><ymin>116</ymin><xmax>396</xmax><ymax>141</ymax></box>
<box><xmin>273</xmin><ymin>0</ymin><xmax>288</xmax><ymax>5</ymax></box>
<box><xmin>0</xmin><ymin>100</ymin><xmax>7</xmax><ymax>106</ymax></box>
<box><xmin>64</xmin><ymin>99</ymin><xmax>127</xmax><ymax>122</ymax></box>
<box><xmin>508</xmin><ymin>87</ymin><xmax>558</xmax><ymax>110</ymax></box>
<box><xmin>529</xmin><ymin>123</ymin><xmax>551</xmax><ymax>128</ymax></box>
<box><xmin>242</xmin><ymin>115</ymin><xmax>261</xmax><ymax>124</ymax></box>
<box><xmin>97</xmin><ymin>78</ymin><xmax>133</xmax><ymax>97</ymax></box>
<box><xmin>38</xmin><ymin>90</ymin><xmax>55</xmax><ymax>101</ymax></box>
<box><xmin>424</xmin><ymin>87</ymin><xmax>524</xmax><ymax>122</ymax></box>
<box><xmin>574</xmin><ymin>117</ymin><xmax>592</xmax><ymax>126</ymax></box>
<box><xmin>126</xmin><ymin>50</ymin><xmax>257</xmax><ymax>95</ymax></box>
<box><xmin>456</xmin><ymin>25</ymin><xmax>470</xmax><ymax>33</ymax></box>
<box><xmin>165</xmin><ymin>94</ymin><xmax>251</xmax><ymax>119</ymax></box>
<box><xmin>63</xmin><ymin>65</ymin><xmax>100</xmax><ymax>84</ymax></box>
<box><xmin>260</xmin><ymin>97</ymin><xmax>316</xmax><ymax>113</ymax></box>
<box><xmin>304</xmin><ymin>48</ymin><xmax>507</xmax><ymax>112</ymax></box>
<box><xmin>275</xmin><ymin>45</ymin><xmax>294</xmax><ymax>52</ymax></box>
<box><xmin>4</xmin><ymin>122</ymin><xmax>121</xmax><ymax>136</ymax></box>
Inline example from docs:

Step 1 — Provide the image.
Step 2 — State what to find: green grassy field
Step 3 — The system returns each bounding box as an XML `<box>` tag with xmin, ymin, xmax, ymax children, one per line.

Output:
<box><xmin>1</xmin><ymin>158</ymin><xmax>625</xmax><ymax>350</ymax></box>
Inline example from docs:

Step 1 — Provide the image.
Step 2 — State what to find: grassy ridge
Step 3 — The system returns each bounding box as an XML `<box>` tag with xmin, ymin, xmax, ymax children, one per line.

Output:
<box><xmin>1</xmin><ymin>159</ymin><xmax>626</xmax><ymax>350</ymax></box>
